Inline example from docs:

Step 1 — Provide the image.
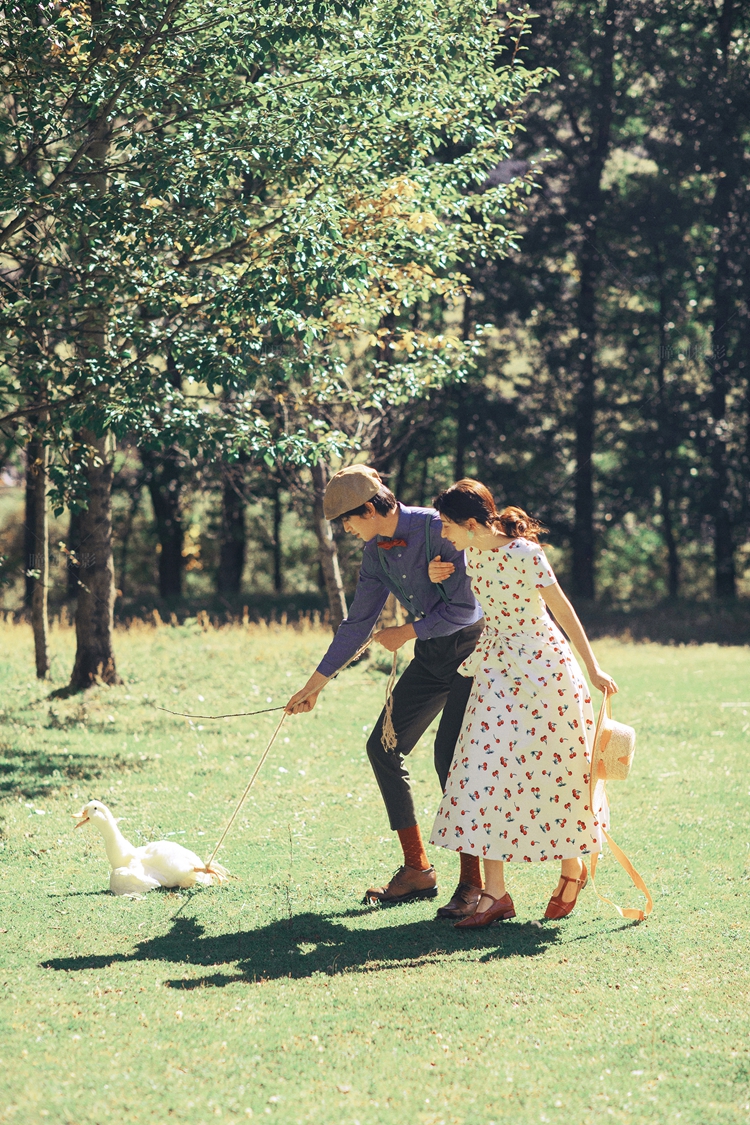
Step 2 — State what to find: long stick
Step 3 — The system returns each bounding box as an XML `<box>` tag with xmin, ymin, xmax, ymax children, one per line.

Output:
<box><xmin>200</xmin><ymin>635</ymin><xmax>400</xmax><ymax>869</ymax></box>
<box><xmin>204</xmin><ymin>711</ymin><xmax>287</xmax><ymax>871</ymax></box>
<box><xmin>157</xmin><ymin>704</ymin><xmax>284</xmax><ymax>720</ymax></box>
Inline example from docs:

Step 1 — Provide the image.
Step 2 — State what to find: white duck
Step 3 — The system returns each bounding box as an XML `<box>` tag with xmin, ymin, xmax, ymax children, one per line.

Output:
<box><xmin>74</xmin><ymin>800</ymin><xmax>228</xmax><ymax>896</ymax></box>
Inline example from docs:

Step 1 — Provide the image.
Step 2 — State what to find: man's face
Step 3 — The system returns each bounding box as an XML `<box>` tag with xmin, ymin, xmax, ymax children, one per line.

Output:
<box><xmin>341</xmin><ymin>510</ymin><xmax>377</xmax><ymax>541</ymax></box>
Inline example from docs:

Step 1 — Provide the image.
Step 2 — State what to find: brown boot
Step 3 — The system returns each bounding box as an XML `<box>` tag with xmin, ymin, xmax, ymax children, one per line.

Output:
<box><xmin>363</xmin><ymin>865</ymin><xmax>438</xmax><ymax>905</ymax></box>
<box><xmin>436</xmin><ymin>881</ymin><xmax>482</xmax><ymax>920</ymax></box>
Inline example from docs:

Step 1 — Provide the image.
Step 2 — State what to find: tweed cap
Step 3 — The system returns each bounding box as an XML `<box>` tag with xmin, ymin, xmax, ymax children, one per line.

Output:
<box><xmin>323</xmin><ymin>465</ymin><xmax>382</xmax><ymax>520</ymax></box>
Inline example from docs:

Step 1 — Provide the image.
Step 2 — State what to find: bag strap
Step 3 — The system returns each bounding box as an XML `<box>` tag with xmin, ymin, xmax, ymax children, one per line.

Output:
<box><xmin>589</xmin><ymin>688</ymin><xmax>653</xmax><ymax>922</ymax></box>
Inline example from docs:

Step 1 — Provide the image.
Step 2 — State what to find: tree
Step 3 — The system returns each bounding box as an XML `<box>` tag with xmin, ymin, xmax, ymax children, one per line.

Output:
<box><xmin>69</xmin><ymin>432</ymin><xmax>121</xmax><ymax>689</ymax></box>
<box><xmin>1</xmin><ymin>0</ymin><xmax>545</xmax><ymax>672</ymax></box>
<box><xmin>217</xmin><ymin>459</ymin><xmax>247</xmax><ymax>598</ymax></box>
<box><xmin>634</xmin><ymin>0</ymin><xmax>750</xmax><ymax>598</ymax></box>
<box><xmin>140</xmin><ymin>358</ymin><xmax>187</xmax><ymax>600</ymax></box>
<box><xmin>489</xmin><ymin>0</ymin><xmax>629</xmax><ymax>598</ymax></box>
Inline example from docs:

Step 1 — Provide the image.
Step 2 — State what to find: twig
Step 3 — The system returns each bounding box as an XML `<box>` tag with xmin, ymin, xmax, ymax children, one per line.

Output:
<box><xmin>155</xmin><ymin>704</ymin><xmax>284</xmax><ymax>720</ymax></box>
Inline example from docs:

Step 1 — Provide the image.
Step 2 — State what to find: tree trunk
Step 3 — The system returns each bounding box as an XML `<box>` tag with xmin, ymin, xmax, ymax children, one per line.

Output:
<box><xmin>418</xmin><ymin>454</ymin><xmax>429</xmax><ymax>507</ymax></box>
<box><xmin>66</xmin><ymin>506</ymin><xmax>82</xmax><ymax>600</ymax></box>
<box><xmin>310</xmin><ymin>461</ymin><xmax>347</xmax><ymax>631</ymax></box>
<box><xmin>454</xmin><ymin>386</ymin><xmax>469</xmax><ymax>481</ymax></box>
<box><xmin>395</xmin><ymin>447</ymin><xmax>410</xmax><ymax>501</ymax></box>
<box><xmin>30</xmin><ymin>440</ymin><xmax>49</xmax><ymax>678</ymax></box>
<box><xmin>655</xmin><ymin>286</ymin><xmax>680</xmax><ymax>599</ymax></box>
<box><xmin>454</xmin><ymin>295</ymin><xmax>473</xmax><ymax>480</ymax></box>
<box><xmin>66</xmin><ymin>56</ymin><xmax>119</xmax><ymax>687</ymax></box>
<box><xmin>217</xmin><ymin>461</ymin><xmax>246</xmax><ymax>597</ymax></box>
<box><xmin>699</xmin><ymin>0</ymin><xmax>740</xmax><ymax>599</ymax></box>
<box><xmin>707</xmin><ymin>160</ymin><xmax>738</xmax><ymax>598</ymax></box>
<box><xmin>658</xmin><ymin>480</ymin><xmax>680</xmax><ymax>600</ymax></box>
<box><xmin>570</xmin><ymin>0</ymin><xmax>618</xmax><ymax>601</ymax></box>
<box><xmin>23</xmin><ymin>440</ymin><xmax>39</xmax><ymax>609</ymax></box>
<box><xmin>272</xmin><ymin>481</ymin><xmax>283</xmax><ymax>594</ymax></box>
<box><xmin>142</xmin><ymin>446</ymin><xmax>184</xmax><ymax>599</ymax></box>
<box><xmin>116</xmin><ymin>483</ymin><xmax>141</xmax><ymax>602</ymax></box>
<box><xmin>572</xmin><ymin>353</ymin><xmax>596</xmax><ymax>599</ymax></box>
<box><xmin>69</xmin><ymin>431</ymin><xmax>121</xmax><ymax>690</ymax></box>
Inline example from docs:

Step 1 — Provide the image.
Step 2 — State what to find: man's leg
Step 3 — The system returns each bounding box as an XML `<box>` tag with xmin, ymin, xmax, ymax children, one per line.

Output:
<box><xmin>364</xmin><ymin>654</ymin><xmax>451</xmax><ymax>904</ymax></box>
<box><xmin>433</xmin><ymin>670</ymin><xmax>473</xmax><ymax>791</ymax></box>
<box><xmin>433</xmin><ymin>670</ymin><xmax>484</xmax><ymax>917</ymax></box>
<box><xmin>366</xmin><ymin>658</ymin><xmax>449</xmax><ymax>831</ymax></box>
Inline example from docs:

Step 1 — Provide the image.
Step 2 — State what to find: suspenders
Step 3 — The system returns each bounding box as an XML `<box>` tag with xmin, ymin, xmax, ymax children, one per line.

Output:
<box><xmin>425</xmin><ymin>514</ymin><xmax>451</xmax><ymax>606</ymax></box>
<box><xmin>376</xmin><ymin>513</ymin><xmax>450</xmax><ymax>614</ymax></box>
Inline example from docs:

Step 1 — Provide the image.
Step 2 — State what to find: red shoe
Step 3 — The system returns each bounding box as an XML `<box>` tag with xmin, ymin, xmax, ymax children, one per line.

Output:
<box><xmin>544</xmin><ymin>862</ymin><xmax>588</xmax><ymax>920</ymax></box>
<box><xmin>454</xmin><ymin>891</ymin><xmax>515</xmax><ymax>929</ymax></box>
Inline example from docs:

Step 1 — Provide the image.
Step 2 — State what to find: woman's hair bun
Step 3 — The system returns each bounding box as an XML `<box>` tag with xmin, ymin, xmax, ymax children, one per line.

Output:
<box><xmin>493</xmin><ymin>505</ymin><xmax>547</xmax><ymax>543</ymax></box>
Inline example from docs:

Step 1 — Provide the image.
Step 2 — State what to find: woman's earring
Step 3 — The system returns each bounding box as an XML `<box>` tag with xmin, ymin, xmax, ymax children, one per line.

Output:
<box><xmin>467</xmin><ymin>530</ymin><xmax>474</xmax><ymax>540</ymax></box>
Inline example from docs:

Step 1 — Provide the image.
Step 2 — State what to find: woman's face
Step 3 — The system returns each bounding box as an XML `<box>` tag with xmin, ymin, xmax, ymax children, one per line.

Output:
<box><xmin>439</xmin><ymin>514</ymin><xmax>472</xmax><ymax>551</ymax></box>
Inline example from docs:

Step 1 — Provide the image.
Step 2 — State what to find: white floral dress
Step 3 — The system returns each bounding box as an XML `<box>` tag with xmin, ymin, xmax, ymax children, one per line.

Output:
<box><xmin>430</xmin><ymin>539</ymin><xmax>608</xmax><ymax>863</ymax></box>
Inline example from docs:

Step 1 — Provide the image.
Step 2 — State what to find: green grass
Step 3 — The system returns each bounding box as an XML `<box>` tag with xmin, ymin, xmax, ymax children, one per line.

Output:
<box><xmin>1</xmin><ymin>620</ymin><xmax>749</xmax><ymax>1125</ymax></box>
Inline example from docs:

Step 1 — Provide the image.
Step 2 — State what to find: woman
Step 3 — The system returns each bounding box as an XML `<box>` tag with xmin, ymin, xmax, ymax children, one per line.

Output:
<box><xmin>428</xmin><ymin>479</ymin><xmax>617</xmax><ymax>927</ymax></box>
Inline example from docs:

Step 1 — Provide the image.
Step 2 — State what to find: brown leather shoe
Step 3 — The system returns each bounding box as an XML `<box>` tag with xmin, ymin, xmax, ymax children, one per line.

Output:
<box><xmin>436</xmin><ymin>881</ymin><xmax>482</xmax><ymax>920</ymax></box>
<box><xmin>454</xmin><ymin>891</ymin><xmax>516</xmax><ymax>929</ymax></box>
<box><xmin>363</xmin><ymin>865</ymin><xmax>438</xmax><ymax>905</ymax></box>
<box><xmin>544</xmin><ymin>862</ymin><xmax>588</xmax><ymax>920</ymax></box>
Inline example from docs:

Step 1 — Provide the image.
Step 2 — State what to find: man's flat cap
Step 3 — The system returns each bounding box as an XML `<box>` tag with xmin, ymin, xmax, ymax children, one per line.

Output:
<box><xmin>323</xmin><ymin>465</ymin><xmax>382</xmax><ymax>520</ymax></box>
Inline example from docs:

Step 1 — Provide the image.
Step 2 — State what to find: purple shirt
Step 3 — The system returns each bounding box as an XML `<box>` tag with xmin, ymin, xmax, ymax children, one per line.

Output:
<box><xmin>317</xmin><ymin>504</ymin><xmax>482</xmax><ymax>677</ymax></box>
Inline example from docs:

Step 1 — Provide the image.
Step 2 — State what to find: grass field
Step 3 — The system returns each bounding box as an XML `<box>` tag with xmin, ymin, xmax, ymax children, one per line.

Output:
<box><xmin>0</xmin><ymin>619</ymin><xmax>749</xmax><ymax>1125</ymax></box>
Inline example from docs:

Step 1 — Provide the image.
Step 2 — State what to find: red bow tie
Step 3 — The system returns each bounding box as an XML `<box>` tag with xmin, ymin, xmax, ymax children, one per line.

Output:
<box><xmin>377</xmin><ymin>537</ymin><xmax>407</xmax><ymax>550</ymax></box>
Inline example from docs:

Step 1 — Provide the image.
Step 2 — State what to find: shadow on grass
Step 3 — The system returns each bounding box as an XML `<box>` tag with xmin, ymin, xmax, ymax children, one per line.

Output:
<box><xmin>41</xmin><ymin>909</ymin><xmax>560</xmax><ymax>985</ymax></box>
<box><xmin>0</xmin><ymin>746</ymin><xmax>135</xmax><ymax>801</ymax></box>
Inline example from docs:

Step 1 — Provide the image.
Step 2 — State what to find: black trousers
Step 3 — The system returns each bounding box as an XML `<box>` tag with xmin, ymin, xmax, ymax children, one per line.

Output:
<box><xmin>365</xmin><ymin>620</ymin><xmax>484</xmax><ymax>832</ymax></box>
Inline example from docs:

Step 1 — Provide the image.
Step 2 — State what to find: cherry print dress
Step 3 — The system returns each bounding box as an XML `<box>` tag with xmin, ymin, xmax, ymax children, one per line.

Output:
<box><xmin>430</xmin><ymin>539</ymin><xmax>608</xmax><ymax>863</ymax></box>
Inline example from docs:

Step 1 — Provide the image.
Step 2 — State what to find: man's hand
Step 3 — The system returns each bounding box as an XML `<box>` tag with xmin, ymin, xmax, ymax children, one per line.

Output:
<box><xmin>372</xmin><ymin>623</ymin><xmax>417</xmax><ymax>652</ymax></box>
<box><xmin>285</xmin><ymin>671</ymin><xmax>328</xmax><ymax>714</ymax></box>
<box><xmin>428</xmin><ymin>556</ymin><xmax>455</xmax><ymax>583</ymax></box>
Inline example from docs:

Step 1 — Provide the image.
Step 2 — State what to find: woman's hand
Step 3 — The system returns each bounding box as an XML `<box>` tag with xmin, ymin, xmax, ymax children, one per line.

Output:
<box><xmin>428</xmin><ymin>556</ymin><xmax>455</xmax><ymax>584</ymax></box>
<box><xmin>589</xmin><ymin>667</ymin><xmax>618</xmax><ymax>695</ymax></box>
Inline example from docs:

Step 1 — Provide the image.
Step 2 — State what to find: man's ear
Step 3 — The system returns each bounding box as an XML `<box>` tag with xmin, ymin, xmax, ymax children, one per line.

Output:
<box><xmin>362</xmin><ymin>501</ymin><xmax>375</xmax><ymax>518</ymax></box>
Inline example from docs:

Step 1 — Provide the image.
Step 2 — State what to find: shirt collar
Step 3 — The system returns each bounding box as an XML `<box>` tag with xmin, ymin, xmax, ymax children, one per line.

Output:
<box><xmin>393</xmin><ymin>502</ymin><xmax>412</xmax><ymax>540</ymax></box>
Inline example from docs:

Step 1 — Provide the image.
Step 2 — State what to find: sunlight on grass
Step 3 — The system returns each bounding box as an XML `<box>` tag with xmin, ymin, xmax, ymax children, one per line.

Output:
<box><xmin>1</xmin><ymin>619</ymin><xmax>749</xmax><ymax>1124</ymax></box>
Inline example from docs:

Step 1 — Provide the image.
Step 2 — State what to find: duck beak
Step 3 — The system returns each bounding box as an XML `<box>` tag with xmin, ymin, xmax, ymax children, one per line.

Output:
<box><xmin>73</xmin><ymin>811</ymin><xmax>90</xmax><ymax>829</ymax></box>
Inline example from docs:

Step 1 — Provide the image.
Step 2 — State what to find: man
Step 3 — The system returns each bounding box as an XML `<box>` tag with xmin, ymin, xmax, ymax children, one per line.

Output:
<box><xmin>286</xmin><ymin>465</ymin><xmax>485</xmax><ymax>918</ymax></box>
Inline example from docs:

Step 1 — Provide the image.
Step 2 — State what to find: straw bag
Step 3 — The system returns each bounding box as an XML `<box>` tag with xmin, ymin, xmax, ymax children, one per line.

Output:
<box><xmin>589</xmin><ymin>689</ymin><xmax>653</xmax><ymax>921</ymax></box>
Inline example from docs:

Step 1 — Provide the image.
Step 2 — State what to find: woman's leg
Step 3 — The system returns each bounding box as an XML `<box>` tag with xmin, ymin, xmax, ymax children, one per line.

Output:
<box><xmin>550</xmin><ymin>857</ymin><xmax>585</xmax><ymax>902</ymax></box>
<box><xmin>479</xmin><ymin>858</ymin><xmax>506</xmax><ymax>910</ymax></box>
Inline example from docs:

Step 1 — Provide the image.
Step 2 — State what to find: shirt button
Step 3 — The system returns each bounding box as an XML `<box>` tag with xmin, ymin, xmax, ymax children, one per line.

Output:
<box><xmin>402</xmin><ymin>574</ymin><xmax>406</xmax><ymax>578</ymax></box>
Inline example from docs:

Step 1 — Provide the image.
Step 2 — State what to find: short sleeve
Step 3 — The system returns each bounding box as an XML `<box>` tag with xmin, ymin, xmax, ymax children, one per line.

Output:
<box><xmin>530</xmin><ymin>547</ymin><xmax>556</xmax><ymax>589</ymax></box>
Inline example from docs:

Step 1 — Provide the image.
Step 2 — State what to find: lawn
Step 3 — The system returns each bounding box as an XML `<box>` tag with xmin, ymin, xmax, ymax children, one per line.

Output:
<box><xmin>0</xmin><ymin>619</ymin><xmax>749</xmax><ymax>1125</ymax></box>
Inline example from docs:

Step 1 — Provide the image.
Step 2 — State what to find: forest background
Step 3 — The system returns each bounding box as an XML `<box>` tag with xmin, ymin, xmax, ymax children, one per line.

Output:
<box><xmin>2</xmin><ymin>0</ymin><xmax>750</xmax><ymax>691</ymax></box>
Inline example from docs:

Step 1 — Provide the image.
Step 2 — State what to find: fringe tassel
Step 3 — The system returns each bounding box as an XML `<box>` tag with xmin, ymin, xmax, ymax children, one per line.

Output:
<box><xmin>381</xmin><ymin>651</ymin><xmax>399</xmax><ymax>753</ymax></box>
